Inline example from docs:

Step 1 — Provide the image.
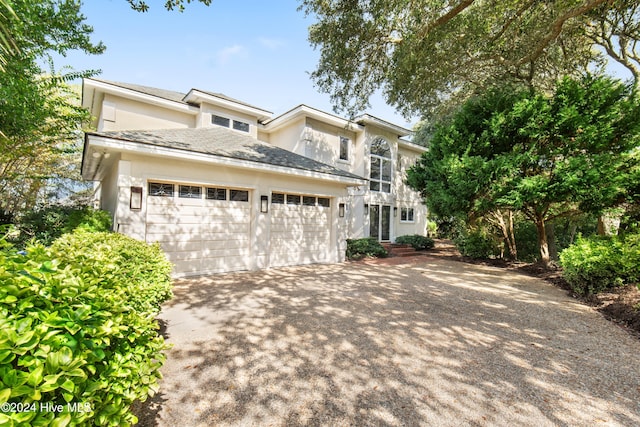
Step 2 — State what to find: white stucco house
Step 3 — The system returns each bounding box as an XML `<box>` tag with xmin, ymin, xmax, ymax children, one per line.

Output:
<box><xmin>81</xmin><ymin>78</ymin><xmax>427</xmax><ymax>276</ymax></box>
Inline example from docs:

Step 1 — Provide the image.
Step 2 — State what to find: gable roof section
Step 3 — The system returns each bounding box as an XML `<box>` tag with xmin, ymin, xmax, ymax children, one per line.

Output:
<box><xmin>89</xmin><ymin>79</ymin><xmax>188</xmax><ymax>104</ymax></box>
<box><xmin>84</xmin><ymin>127</ymin><xmax>364</xmax><ymax>184</ymax></box>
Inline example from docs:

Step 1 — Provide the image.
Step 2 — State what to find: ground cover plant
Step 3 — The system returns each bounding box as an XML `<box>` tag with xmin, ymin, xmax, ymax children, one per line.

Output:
<box><xmin>0</xmin><ymin>229</ymin><xmax>173</xmax><ymax>426</ymax></box>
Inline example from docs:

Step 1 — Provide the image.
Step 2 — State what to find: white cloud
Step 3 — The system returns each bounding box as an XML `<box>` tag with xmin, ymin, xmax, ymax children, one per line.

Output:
<box><xmin>216</xmin><ymin>44</ymin><xmax>247</xmax><ymax>65</ymax></box>
<box><xmin>258</xmin><ymin>37</ymin><xmax>285</xmax><ymax>50</ymax></box>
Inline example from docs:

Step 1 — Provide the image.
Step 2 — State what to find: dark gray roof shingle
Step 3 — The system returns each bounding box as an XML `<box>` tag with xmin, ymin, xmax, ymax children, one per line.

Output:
<box><xmin>89</xmin><ymin>127</ymin><xmax>364</xmax><ymax>182</ymax></box>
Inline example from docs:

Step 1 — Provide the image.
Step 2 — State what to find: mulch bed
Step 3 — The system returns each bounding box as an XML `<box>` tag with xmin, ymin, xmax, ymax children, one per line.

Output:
<box><xmin>424</xmin><ymin>239</ymin><xmax>640</xmax><ymax>337</ymax></box>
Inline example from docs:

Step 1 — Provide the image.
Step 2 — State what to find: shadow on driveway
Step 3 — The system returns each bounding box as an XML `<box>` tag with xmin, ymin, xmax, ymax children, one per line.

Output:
<box><xmin>135</xmin><ymin>258</ymin><xmax>640</xmax><ymax>426</ymax></box>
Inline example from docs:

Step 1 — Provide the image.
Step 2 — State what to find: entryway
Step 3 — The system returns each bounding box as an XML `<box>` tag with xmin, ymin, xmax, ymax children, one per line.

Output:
<box><xmin>369</xmin><ymin>204</ymin><xmax>391</xmax><ymax>241</ymax></box>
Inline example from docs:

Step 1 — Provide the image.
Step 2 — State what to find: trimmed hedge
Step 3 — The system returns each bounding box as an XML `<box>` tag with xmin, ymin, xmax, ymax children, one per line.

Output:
<box><xmin>0</xmin><ymin>230</ymin><xmax>172</xmax><ymax>426</ymax></box>
<box><xmin>560</xmin><ymin>233</ymin><xmax>640</xmax><ymax>296</ymax></box>
<box><xmin>346</xmin><ymin>238</ymin><xmax>388</xmax><ymax>260</ymax></box>
<box><xmin>395</xmin><ymin>235</ymin><xmax>435</xmax><ymax>250</ymax></box>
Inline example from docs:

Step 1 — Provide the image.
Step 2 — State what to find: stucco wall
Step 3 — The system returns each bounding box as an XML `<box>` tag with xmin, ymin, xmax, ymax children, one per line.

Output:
<box><xmin>100</xmin><ymin>94</ymin><xmax>195</xmax><ymax>131</ymax></box>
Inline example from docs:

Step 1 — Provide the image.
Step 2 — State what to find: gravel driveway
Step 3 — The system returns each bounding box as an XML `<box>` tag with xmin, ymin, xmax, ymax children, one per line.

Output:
<box><xmin>136</xmin><ymin>256</ymin><xmax>640</xmax><ymax>426</ymax></box>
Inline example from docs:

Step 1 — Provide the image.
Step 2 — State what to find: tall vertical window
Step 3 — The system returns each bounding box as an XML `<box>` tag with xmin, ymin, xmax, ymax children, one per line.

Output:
<box><xmin>339</xmin><ymin>136</ymin><xmax>350</xmax><ymax>161</ymax></box>
<box><xmin>370</xmin><ymin>138</ymin><xmax>392</xmax><ymax>193</ymax></box>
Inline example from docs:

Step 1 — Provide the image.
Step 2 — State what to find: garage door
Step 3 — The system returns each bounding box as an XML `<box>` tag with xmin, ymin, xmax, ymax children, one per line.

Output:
<box><xmin>145</xmin><ymin>182</ymin><xmax>252</xmax><ymax>276</ymax></box>
<box><xmin>269</xmin><ymin>192</ymin><xmax>331</xmax><ymax>268</ymax></box>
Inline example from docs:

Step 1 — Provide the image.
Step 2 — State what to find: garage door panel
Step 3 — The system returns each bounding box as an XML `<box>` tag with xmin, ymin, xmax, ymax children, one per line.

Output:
<box><xmin>146</xmin><ymin>189</ymin><xmax>252</xmax><ymax>276</ymax></box>
<box><xmin>269</xmin><ymin>197</ymin><xmax>331</xmax><ymax>268</ymax></box>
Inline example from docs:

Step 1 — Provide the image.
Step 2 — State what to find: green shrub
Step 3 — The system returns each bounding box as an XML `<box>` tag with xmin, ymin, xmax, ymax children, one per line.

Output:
<box><xmin>346</xmin><ymin>238</ymin><xmax>388</xmax><ymax>260</ymax></box>
<box><xmin>454</xmin><ymin>229</ymin><xmax>500</xmax><ymax>259</ymax></box>
<box><xmin>15</xmin><ymin>205</ymin><xmax>112</xmax><ymax>246</ymax></box>
<box><xmin>0</xmin><ymin>230</ymin><xmax>172</xmax><ymax>426</ymax></box>
<box><xmin>395</xmin><ymin>235</ymin><xmax>435</xmax><ymax>250</ymax></box>
<box><xmin>560</xmin><ymin>233</ymin><xmax>640</xmax><ymax>296</ymax></box>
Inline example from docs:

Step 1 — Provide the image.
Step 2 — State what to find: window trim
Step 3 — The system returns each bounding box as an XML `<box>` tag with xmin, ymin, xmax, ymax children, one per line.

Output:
<box><xmin>400</xmin><ymin>207</ymin><xmax>415</xmax><ymax>223</ymax></box>
<box><xmin>370</xmin><ymin>137</ymin><xmax>392</xmax><ymax>193</ymax></box>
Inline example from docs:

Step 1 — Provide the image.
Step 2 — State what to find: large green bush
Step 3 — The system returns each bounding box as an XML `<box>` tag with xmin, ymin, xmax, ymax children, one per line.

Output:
<box><xmin>346</xmin><ymin>238</ymin><xmax>388</xmax><ymax>260</ymax></box>
<box><xmin>454</xmin><ymin>230</ymin><xmax>500</xmax><ymax>259</ymax></box>
<box><xmin>560</xmin><ymin>233</ymin><xmax>640</xmax><ymax>295</ymax></box>
<box><xmin>0</xmin><ymin>230</ymin><xmax>172</xmax><ymax>426</ymax></box>
<box><xmin>395</xmin><ymin>235</ymin><xmax>435</xmax><ymax>250</ymax></box>
<box><xmin>15</xmin><ymin>205</ymin><xmax>112</xmax><ymax>247</ymax></box>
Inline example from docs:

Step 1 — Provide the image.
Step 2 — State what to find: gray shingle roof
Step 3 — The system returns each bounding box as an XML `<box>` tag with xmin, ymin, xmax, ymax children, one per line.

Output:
<box><xmin>89</xmin><ymin>127</ymin><xmax>365</xmax><ymax>182</ymax></box>
<box><xmin>91</xmin><ymin>79</ymin><xmax>188</xmax><ymax>104</ymax></box>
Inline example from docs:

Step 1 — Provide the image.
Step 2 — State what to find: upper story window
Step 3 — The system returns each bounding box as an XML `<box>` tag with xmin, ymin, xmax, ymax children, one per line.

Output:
<box><xmin>370</xmin><ymin>138</ymin><xmax>392</xmax><ymax>193</ymax></box>
<box><xmin>212</xmin><ymin>114</ymin><xmax>250</xmax><ymax>133</ymax></box>
<box><xmin>212</xmin><ymin>115</ymin><xmax>230</xmax><ymax>127</ymax></box>
<box><xmin>339</xmin><ymin>136</ymin><xmax>350</xmax><ymax>161</ymax></box>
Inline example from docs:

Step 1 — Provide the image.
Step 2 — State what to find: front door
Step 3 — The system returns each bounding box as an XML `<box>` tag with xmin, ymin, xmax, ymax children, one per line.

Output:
<box><xmin>369</xmin><ymin>204</ymin><xmax>391</xmax><ymax>241</ymax></box>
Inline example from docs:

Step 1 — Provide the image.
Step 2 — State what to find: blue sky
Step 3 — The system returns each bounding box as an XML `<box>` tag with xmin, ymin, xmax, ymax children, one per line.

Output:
<box><xmin>59</xmin><ymin>0</ymin><xmax>417</xmax><ymax>128</ymax></box>
<box><xmin>60</xmin><ymin>1</ymin><xmax>632</xmax><ymax>130</ymax></box>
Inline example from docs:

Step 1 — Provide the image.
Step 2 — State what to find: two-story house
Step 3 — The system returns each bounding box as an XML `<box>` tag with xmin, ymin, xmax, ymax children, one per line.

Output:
<box><xmin>81</xmin><ymin>78</ymin><xmax>427</xmax><ymax>276</ymax></box>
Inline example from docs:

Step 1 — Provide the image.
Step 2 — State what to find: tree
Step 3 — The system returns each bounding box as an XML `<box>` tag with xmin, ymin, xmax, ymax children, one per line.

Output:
<box><xmin>407</xmin><ymin>75</ymin><xmax>640</xmax><ymax>266</ymax></box>
<box><xmin>126</xmin><ymin>0</ymin><xmax>212</xmax><ymax>12</ymax></box>
<box><xmin>0</xmin><ymin>0</ymin><xmax>104</xmax><ymax>214</ymax></box>
<box><xmin>300</xmin><ymin>0</ymin><xmax>639</xmax><ymax>118</ymax></box>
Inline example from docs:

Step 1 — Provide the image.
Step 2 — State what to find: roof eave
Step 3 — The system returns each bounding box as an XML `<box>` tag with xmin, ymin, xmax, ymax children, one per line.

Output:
<box><xmin>84</xmin><ymin>134</ymin><xmax>366</xmax><ymax>186</ymax></box>
<box><xmin>183</xmin><ymin>89</ymin><xmax>273</xmax><ymax>121</ymax></box>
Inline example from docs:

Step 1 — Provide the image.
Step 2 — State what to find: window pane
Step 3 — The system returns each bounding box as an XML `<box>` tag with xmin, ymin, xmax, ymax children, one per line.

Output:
<box><xmin>318</xmin><ymin>197</ymin><xmax>330</xmax><ymax>207</ymax></box>
<box><xmin>382</xmin><ymin>183</ymin><xmax>391</xmax><ymax>193</ymax></box>
<box><xmin>148</xmin><ymin>182</ymin><xmax>174</xmax><ymax>197</ymax></box>
<box><xmin>303</xmin><ymin>196</ymin><xmax>316</xmax><ymax>206</ymax></box>
<box><xmin>230</xmin><ymin>189</ymin><xmax>249</xmax><ymax>202</ymax></box>
<box><xmin>401</xmin><ymin>208</ymin><xmax>407</xmax><ymax>221</ymax></box>
<box><xmin>233</xmin><ymin>120</ymin><xmax>250</xmax><ymax>132</ymax></box>
<box><xmin>212</xmin><ymin>115</ymin><xmax>230</xmax><ymax>127</ymax></box>
<box><xmin>371</xmin><ymin>138</ymin><xmax>391</xmax><ymax>157</ymax></box>
<box><xmin>179</xmin><ymin>185</ymin><xmax>202</xmax><ymax>199</ymax></box>
<box><xmin>206</xmin><ymin>187</ymin><xmax>227</xmax><ymax>200</ymax></box>
<box><xmin>382</xmin><ymin>159</ymin><xmax>391</xmax><ymax>181</ymax></box>
<box><xmin>370</xmin><ymin>181</ymin><xmax>380</xmax><ymax>191</ymax></box>
<box><xmin>286</xmin><ymin>194</ymin><xmax>301</xmax><ymax>205</ymax></box>
<box><xmin>339</xmin><ymin>136</ymin><xmax>349</xmax><ymax>161</ymax></box>
<box><xmin>370</xmin><ymin>157</ymin><xmax>381</xmax><ymax>180</ymax></box>
<box><xmin>271</xmin><ymin>192</ymin><xmax>285</xmax><ymax>204</ymax></box>
<box><xmin>408</xmin><ymin>208</ymin><xmax>414</xmax><ymax>222</ymax></box>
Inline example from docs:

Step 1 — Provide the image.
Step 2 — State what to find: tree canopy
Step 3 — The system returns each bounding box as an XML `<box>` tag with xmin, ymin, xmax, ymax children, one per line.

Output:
<box><xmin>0</xmin><ymin>0</ymin><xmax>104</xmax><ymax>214</ymax></box>
<box><xmin>126</xmin><ymin>0</ymin><xmax>212</xmax><ymax>12</ymax></box>
<box><xmin>300</xmin><ymin>0</ymin><xmax>640</xmax><ymax>118</ymax></box>
<box><xmin>406</xmin><ymin>75</ymin><xmax>640</xmax><ymax>265</ymax></box>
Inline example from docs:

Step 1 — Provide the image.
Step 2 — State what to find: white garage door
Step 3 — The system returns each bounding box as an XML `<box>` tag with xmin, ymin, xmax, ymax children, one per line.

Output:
<box><xmin>145</xmin><ymin>182</ymin><xmax>252</xmax><ymax>276</ymax></box>
<box><xmin>269</xmin><ymin>192</ymin><xmax>331</xmax><ymax>268</ymax></box>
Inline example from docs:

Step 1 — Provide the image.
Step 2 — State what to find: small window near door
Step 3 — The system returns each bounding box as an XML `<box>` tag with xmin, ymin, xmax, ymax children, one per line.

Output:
<box><xmin>206</xmin><ymin>187</ymin><xmax>227</xmax><ymax>200</ymax></box>
<box><xmin>401</xmin><ymin>207</ymin><xmax>415</xmax><ymax>222</ymax></box>
<box><xmin>179</xmin><ymin>185</ymin><xmax>202</xmax><ymax>199</ymax></box>
<box><xmin>230</xmin><ymin>189</ymin><xmax>249</xmax><ymax>202</ymax></box>
<box><xmin>149</xmin><ymin>182</ymin><xmax>174</xmax><ymax>197</ymax></box>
